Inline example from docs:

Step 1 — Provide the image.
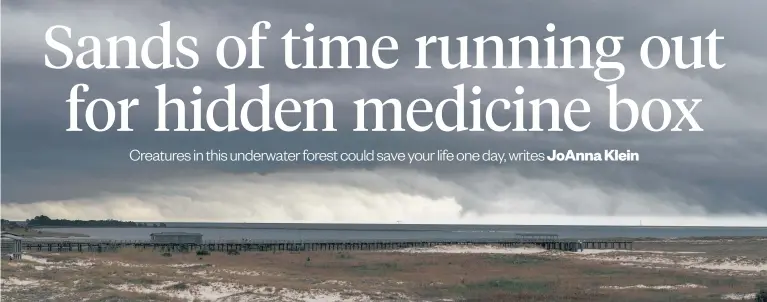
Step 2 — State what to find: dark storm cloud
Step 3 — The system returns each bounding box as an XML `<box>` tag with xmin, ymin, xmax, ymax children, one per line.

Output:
<box><xmin>1</xmin><ymin>0</ymin><xmax>766</xmax><ymax>223</ymax></box>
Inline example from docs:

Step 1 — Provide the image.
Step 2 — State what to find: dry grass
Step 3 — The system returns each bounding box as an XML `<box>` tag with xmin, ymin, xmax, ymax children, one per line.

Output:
<box><xmin>2</xmin><ymin>239</ymin><xmax>766</xmax><ymax>301</ymax></box>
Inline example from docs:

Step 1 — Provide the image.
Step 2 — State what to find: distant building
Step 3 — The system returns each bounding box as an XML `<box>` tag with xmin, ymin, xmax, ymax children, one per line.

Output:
<box><xmin>150</xmin><ymin>232</ymin><xmax>203</xmax><ymax>244</ymax></box>
<box><xmin>1</xmin><ymin>232</ymin><xmax>24</xmax><ymax>260</ymax></box>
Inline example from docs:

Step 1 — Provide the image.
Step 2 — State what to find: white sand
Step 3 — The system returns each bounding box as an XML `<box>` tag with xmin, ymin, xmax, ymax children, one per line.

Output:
<box><xmin>573</xmin><ymin>251</ymin><xmax>766</xmax><ymax>273</ymax></box>
<box><xmin>102</xmin><ymin>260</ymin><xmax>151</xmax><ymax>268</ymax></box>
<box><xmin>167</xmin><ymin>263</ymin><xmax>209</xmax><ymax>268</ymax></box>
<box><xmin>1</xmin><ymin>277</ymin><xmax>43</xmax><ymax>287</ymax></box>
<box><xmin>690</xmin><ymin>262</ymin><xmax>767</xmax><ymax>272</ymax></box>
<box><xmin>599</xmin><ymin>283</ymin><xmax>705</xmax><ymax>290</ymax></box>
<box><xmin>21</xmin><ymin>254</ymin><xmax>49</xmax><ymax>264</ymax></box>
<box><xmin>319</xmin><ymin>280</ymin><xmax>350</xmax><ymax>286</ymax></box>
<box><xmin>721</xmin><ymin>293</ymin><xmax>758</xmax><ymax>300</ymax></box>
<box><xmin>21</xmin><ymin>254</ymin><xmax>95</xmax><ymax>270</ymax></box>
<box><xmin>218</xmin><ymin>269</ymin><xmax>262</xmax><ymax>276</ymax></box>
<box><xmin>577</xmin><ymin>253</ymin><xmax>682</xmax><ymax>265</ymax></box>
<box><xmin>579</xmin><ymin>249</ymin><xmax>704</xmax><ymax>255</ymax></box>
<box><xmin>112</xmin><ymin>281</ymin><xmax>256</xmax><ymax>301</ymax></box>
<box><xmin>191</xmin><ymin>269</ymin><xmax>263</xmax><ymax>278</ymax></box>
<box><xmin>111</xmin><ymin>281</ymin><xmax>393</xmax><ymax>301</ymax></box>
<box><xmin>396</xmin><ymin>245</ymin><xmax>546</xmax><ymax>254</ymax></box>
<box><xmin>1</xmin><ymin>277</ymin><xmax>47</xmax><ymax>294</ymax></box>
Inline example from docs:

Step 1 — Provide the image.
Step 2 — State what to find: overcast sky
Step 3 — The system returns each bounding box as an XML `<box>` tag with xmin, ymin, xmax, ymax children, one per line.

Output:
<box><xmin>2</xmin><ymin>0</ymin><xmax>766</xmax><ymax>225</ymax></box>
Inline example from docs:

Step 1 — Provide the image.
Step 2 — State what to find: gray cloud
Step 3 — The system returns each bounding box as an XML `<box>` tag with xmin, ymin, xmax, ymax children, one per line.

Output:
<box><xmin>1</xmin><ymin>0</ymin><xmax>766</xmax><ymax>225</ymax></box>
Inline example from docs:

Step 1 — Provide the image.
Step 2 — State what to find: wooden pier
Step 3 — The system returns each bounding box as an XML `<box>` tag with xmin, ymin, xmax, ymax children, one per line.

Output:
<box><xmin>20</xmin><ymin>238</ymin><xmax>633</xmax><ymax>253</ymax></box>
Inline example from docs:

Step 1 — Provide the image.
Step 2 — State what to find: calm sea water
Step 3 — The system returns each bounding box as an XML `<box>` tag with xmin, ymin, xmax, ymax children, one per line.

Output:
<box><xmin>38</xmin><ymin>223</ymin><xmax>767</xmax><ymax>241</ymax></box>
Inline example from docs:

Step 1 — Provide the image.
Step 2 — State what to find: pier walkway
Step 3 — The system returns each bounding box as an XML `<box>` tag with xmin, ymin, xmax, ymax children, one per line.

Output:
<box><xmin>20</xmin><ymin>238</ymin><xmax>633</xmax><ymax>253</ymax></box>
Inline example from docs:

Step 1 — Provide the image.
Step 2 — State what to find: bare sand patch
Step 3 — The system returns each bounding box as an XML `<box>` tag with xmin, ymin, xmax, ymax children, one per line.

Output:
<box><xmin>20</xmin><ymin>254</ymin><xmax>48</xmax><ymax>264</ymax></box>
<box><xmin>102</xmin><ymin>260</ymin><xmax>152</xmax><ymax>268</ymax></box>
<box><xmin>691</xmin><ymin>256</ymin><xmax>767</xmax><ymax>272</ymax></box>
<box><xmin>111</xmin><ymin>281</ymin><xmax>256</xmax><ymax>301</ymax></box>
<box><xmin>579</xmin><ymin>249</ymin><xmax>704</xmax><ymax>255</ymax></box>
<box><xmin>599</xmin><ymin>283</ymin><xmax>706</xmax><ymax>290</ymax></box>
<box><xmin>1</xmin><ymin>277</ymin><xmax>44</xmax><ymax>288</ymax></box>
<box><xmin>721</xmin><ymin>292</ymin><xmax>758</xmax><ymax>300</ymax></box>
<box><xmin>393</xmin><ymin>244</ymin><xmax>547</xmax><ymax>254</ymax></box>
<box><xmin>570</xmin><ymin>250</ymin><xmax>767</xmax><ymax>274</ymax></box>
<box><xmin>19</xmin><ymin>253</ymin><xmax>95</xmax><ymax>270</ymax></box>
<box><xmin>168</xmin><ymin>263</ymin><xmax>208</xmax><ymax>268</ymax></box>
<box><xmin>190</xmin><ymin>268</ymin><xmax>263</xmax><ymax>280</ymax></box>
<box><xmin>111</xmin><ymin>281</ymin><xmax>391</xmax><ymax>301</ymax></box>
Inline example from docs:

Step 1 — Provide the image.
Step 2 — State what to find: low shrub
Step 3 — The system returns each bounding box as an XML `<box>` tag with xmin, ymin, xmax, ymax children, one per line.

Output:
<box><xmin>755</xmin><ymin>289</ymin><xmax>767</xmax><ymax>302</ymax></box>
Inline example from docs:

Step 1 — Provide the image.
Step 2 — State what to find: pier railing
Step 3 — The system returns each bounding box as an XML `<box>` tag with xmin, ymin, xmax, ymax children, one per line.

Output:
<box><xmin>20</xmin><ymin>238</ymin><xmax>634</xmax><ymax>253</ymax></box>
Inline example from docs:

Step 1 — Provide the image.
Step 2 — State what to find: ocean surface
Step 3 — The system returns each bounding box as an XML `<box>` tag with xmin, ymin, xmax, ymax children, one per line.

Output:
<box><xmin>37</xmin><ymin>223</ymin><xmax>767</xmax><ymax>241</ymax></box>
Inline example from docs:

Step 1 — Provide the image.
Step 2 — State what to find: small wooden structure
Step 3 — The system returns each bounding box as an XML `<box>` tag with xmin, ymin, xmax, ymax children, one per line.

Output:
<box><xmin>150</xmin><ymin>232</ymin><xmax>203</xmax><ymax>244</ymax></box>
<box><xmin>1</xmin><ymin>232</ymin><xmax>24</xmax><ymax>260</ymax></box>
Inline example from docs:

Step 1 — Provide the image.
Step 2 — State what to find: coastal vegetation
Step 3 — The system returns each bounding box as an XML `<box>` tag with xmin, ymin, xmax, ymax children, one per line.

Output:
<box><xmin>2</xmin><ymin>241</ymin><xmax>766</xmax><ymax>301</ymax></box>
<box><xmin>1</xmin><ymin>217</ymin><xmax>166</xmax><ymax>238</ymax></box>
<box><xmin>756</xmin><ymin>289</ymin><xmax>767</xmax><ymax>302</ymax></box>
<box><xmin>0</xmin><ymin>219</ymin><xmax>22</xmax><ymax>230</ymax></box>
<box><xmin>18</xmin><ymin>216</ymin><xmax>167</xmax><ymax>228</ymax></box>
<box><xmin>1</xmin><ymin>219</ymin><xmax>89</xmax><ymax>237</ymax></box>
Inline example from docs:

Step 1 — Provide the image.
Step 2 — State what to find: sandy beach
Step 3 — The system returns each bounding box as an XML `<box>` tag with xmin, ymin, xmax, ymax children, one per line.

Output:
<box><xmin>2</xmin><ymin>237</ymin><xmax>766</xmax><ymax>301</ymax></box>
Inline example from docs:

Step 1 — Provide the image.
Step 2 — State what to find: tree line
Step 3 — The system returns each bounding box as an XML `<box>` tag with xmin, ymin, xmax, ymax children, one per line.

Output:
<box><xmin>2</xmin><ymin>216</ymin><xmax>168</xmax><ymax>228</ymax></box>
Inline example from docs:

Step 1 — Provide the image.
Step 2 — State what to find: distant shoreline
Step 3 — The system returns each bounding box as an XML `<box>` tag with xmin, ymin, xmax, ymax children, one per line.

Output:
<box><xmin>1</xmin><ymin>227</ymin><xmax>90</xmax><ymax>238</ymax></box>
<box><xmin>31</xmin><ymin>226</ymin><xmax>157</xmax><ymax>229</ymax></box>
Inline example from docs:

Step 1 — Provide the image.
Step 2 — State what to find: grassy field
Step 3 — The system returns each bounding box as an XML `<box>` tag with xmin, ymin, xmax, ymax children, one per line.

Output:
<box><xmin>1</xmin><ymin>238</ymin><xmax>766</xmax><ymax>301</ymax></box>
